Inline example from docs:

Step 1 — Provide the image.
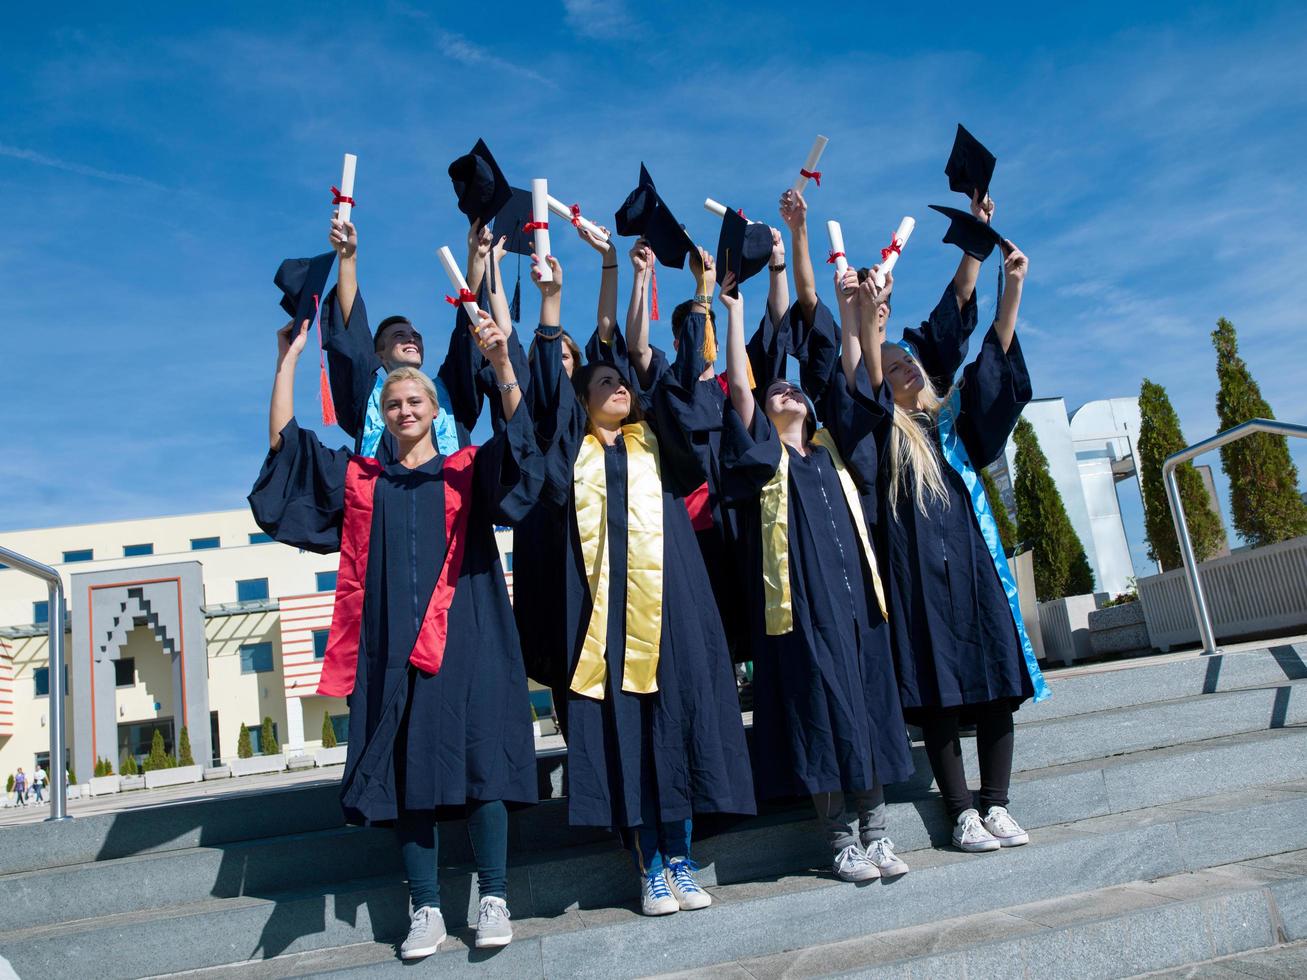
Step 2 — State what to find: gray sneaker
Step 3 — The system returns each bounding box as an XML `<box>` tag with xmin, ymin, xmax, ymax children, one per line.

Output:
<box><xmin>864</xmin><ymin>837</ymin><xmax>910</xmax><ymax>877</ymax></box>
<box><xmin>400</xmin><ymin>905</ymin><xmax>446</xmax><ymax>960</ymax></box>
<box><xmin>833</xmin><ymin>843</ymin><xmax>880</xmax><ymax>882</ymax></box>
<box><xmin>475</xmin><ymin>896</ymin><xmax>513</xmax><ymax>948</ymax></box>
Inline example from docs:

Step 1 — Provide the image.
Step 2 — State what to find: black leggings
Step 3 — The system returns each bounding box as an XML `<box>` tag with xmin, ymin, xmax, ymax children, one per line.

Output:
<box><xmin>919</xmin><ymin>703</ymin><xmax>1015</xmax><ymax>821</ymax></box>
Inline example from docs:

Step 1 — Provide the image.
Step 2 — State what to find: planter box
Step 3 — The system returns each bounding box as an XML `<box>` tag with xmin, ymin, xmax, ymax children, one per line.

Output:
<box><xmin>1088</xmin><ymin>602</ymin><xmax>1149</xmax><ymax>656</ymax></box>
<box><xmin>119</xmin><ymin>776</ymin><xmax>146</xmax><ymax>792</ymax></box>
<box><xmin>88</xmin><ymin>775</ymin><xmax>121</xmax><ymax>797</ymax></box>
<box><xmin>1138</xmin><ymin>534</ymin><xmax>1307</xmax><ymax>651</ymax></box>
<box><xmin>229</xmin><ymin>754</ymin><xmax>286</xmax><ymax>777</ymax></box>
<box><xmin>203</xmin><ymin>765</ymin><xmax>231</xmax><ymax>781</ymax></box>
<box><xmin>144</xmin><ymin>765</ymin><xmax>204</xmax><ymax>790</ymax></box>
<box><xmin>315</xmin><ymin>745</ymin><xmax>348</xmax><ymax>767</ymax></box>
<box><xmin>1038</xmin><ymin>594</ymin><xmax>1099</xmax><ymax>666</ymax></box>
<box><xmin>286</xmin><ymin>754</ymin><xmax>315</xmax><ymax>772</ymax></box>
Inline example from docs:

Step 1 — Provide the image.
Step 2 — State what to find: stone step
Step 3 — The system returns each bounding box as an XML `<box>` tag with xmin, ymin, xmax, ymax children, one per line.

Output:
<box><xmin>6</xmin><ymin>725</ymin><xmax>1307</xmax><ymax>936</ymax></box>
<box><xmin>1139</xmin><ymin>938</ymin><xmax>1307</xmax><ymax>979</ymax></box>
<box><xmin>10</xmin><ymin>784</ymin><xmax>1307</xmax><ymax>979</ymax></box>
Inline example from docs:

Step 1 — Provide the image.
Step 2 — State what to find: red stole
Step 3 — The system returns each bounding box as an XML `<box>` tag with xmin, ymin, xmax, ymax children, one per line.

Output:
<box><xmin>316</xmin><ymin>447</ymin><xmax>479</xmax><ymax>698</ymax></box>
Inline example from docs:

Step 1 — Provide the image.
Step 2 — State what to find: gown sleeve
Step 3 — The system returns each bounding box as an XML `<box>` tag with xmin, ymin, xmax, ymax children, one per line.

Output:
<box><xmin>784</xmin><ymin>298</ymin><xmax>841</xmax><ymax>414</ymax></box>
<box><xmin>956</xmin><ymin>326</ymin><xmax>1034</xmax><ymax>468</ymax></box>
<box><xmin>899</xmin><ymin>279</ymin><xmax>980</xmax><ymax>395</ymax></box>
<box><xmin>821</xmin><ymin>361</ymin><xmax>896</xmax><ymax>500</ymax></box>
<box><xmin>320</xmin><ymin>286</ymin><xmax>380</xmax><ymax>447</ymax></box>
<box><xmin>473</xmin><ymin>396</ymin><xmax>546</xmax><ymax>526</ymax></box>
<box><xmin>747</xmin><ymin>307</ymin><xmax>790</xmax><ymax>385</ymax></box>
<box><xmin>719</xmin><ymin>400</ymin><xmax>782</xmax><ymax>503</ymax></box>
<box><xmin>584</xmin><ymin>324</ymin><xmax>641</xmax><ymax>393</ymax></box>
<box><xmin>247</xmin><ymin>419</ymin><xmax>351</xmax><ymax>554</ymax></box>
<box><xmin>435</xmin><ymin>282</ymin><xmax>530</xmax><ymax>442</ymax></box>
<box><xmin>529</xmin><ymin>327</ymin><xmax>587</xmax><ymax>508</ymax></box>
<box><xmin>640</xmin><ymin>346</ymin><xmax>711</xmax><ymax>498</ymax></box>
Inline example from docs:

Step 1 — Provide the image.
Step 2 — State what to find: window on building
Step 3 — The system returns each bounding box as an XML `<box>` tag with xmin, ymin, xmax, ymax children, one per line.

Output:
<box><xmin>33</xmin><ymin>666</ymin><xmax>67</xmax><ymax>697</ymax></box>
<box><xmin>329</xmin><ymin>714</ymin><xmax>349</xmax><ymax>745</ymax></box>
<box><xmin>33</xmin><ymin>600</ymin><xmax>49</xmax><ymax>625</ymax></box>
<box><xmin>313</xmin><ymin>629</ymin><xmax>330</xmax><ymax>660</ymax></box>
<box><xmin>249</xmin><ymin>721</ymin><xmax>281</xmax><ymax>755</ymax></box>
<box><xmin>504</xmin><ymin>551</ymin><xmax>513</xmax><ymax>572</ymax></box>
<box><xmin>63</xmin><ymin>549</ymin><xmax>93</xmax><ymax>563</ymax></box>
<box><xmin>239</xmin><ymin>642</ymin><xmax>274</xmax><ymax>674</ymax></box>
<box><xmin>248</xmin><ymin>532</ymin><xmax>273</xmax><ymax>544</ymax></box>
<box><xmin>191</xmin><ymin>536</ymin><xmax>220</xmax><ymax>550</ymax></box>
<box><xmin>236</xmin><ymin>578</ymin><xmax>270</xmax><ymax>602</ymax></box>
<box><xmin>123</xmin><ymin>543</ymin><xmax>154</xmax><ymax>557</ymax></box>
<box><xmin>315</xmin><ymin>571</ymin><xmax>337</xmax><ymax>593</ymax></box>
<box><xmin>114</xmin><ymin>657</ymin><xmax>136</xmax><ymax>688</ymax></box>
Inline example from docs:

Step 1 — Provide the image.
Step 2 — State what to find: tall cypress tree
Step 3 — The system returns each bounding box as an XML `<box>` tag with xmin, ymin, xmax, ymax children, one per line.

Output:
<box><xmin>1013</xmin><ymin>417</ymin><xmax>1096</xmax><ymax>600</ymax></box>
<box><xmin>1212</xmin><ymin>318</ymin><xmax>1307</xmax><ymax>546</ymax></box>
<box><xmin>1137</xmin><ymin>378</ymin><xmax>1225</xmax><ymax>568</ymax></box>
<box><xmin>980</xmin><ymin>466</ymin><xmax>1018</xmax><ymax>555</ymax></box>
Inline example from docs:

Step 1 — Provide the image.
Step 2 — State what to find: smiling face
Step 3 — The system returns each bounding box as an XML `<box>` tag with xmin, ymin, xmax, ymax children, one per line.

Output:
<box><xmin>376</xmin><ymin>320</ymin><xmax>424</xmax><ymax>370</ymax></box>
<box><xmin>382</xmin><ymin>378</ymin><xmax>437</xmax><ymax>441</ymax></box>
<box><xmin>764</xmin><ymin>379</ymin><xmax>810</xmax><ymax>427</ymax></box>
<box><xmin>584</xmin><ymin>365</ymin><xmax>632</xmax><ymax>428</ymax></box>
<box><xmin>881</xmin><ymin>345</ymin><xmax>925</xmax><ymax>408</ymax></box>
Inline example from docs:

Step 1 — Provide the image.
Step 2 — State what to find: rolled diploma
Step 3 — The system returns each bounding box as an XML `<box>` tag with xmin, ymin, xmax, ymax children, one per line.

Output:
<box><xmin>826</xmin><ymin>220</ymin><xmax>849</xmax><ymax>278</ymax></box>
<box><xmin>873</xmin><ymin>216</ymin><xmax>916</xmax><ymax>288</ymax></box>
<box><xmin>337</xmin><ymin>153</ymin><xmax>357</xmax><ymax>223</ymax></box>
<box><xmin>791</xmin><ymin>135</ymin><xmax>829</xmax><ymax>193</ymax></box>
<box><xmin>437</xmin><ymin>246</ymin><xmax>481</xmax><ymax>321</ymax></box>
<box><xmin>704</xmin><ymin>197</ymin><xmax>728</xmax><ymax>218</ymax></box>
<box><xmin>546</xmin><ymin>194</ymin><xmax>611</xmax><ymax>251</ymax></box>
<box><xmin>530</xmin><ymin>179</ymin><xmax>553</xmax><ymax>282</ymax></box>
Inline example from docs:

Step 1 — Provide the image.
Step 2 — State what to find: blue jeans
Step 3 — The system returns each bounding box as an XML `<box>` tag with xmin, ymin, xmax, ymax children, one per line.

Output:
<box><xmin>395</xmin><ymin>801</ymin><xmax>508</xmax><ymax>911</ymax></box>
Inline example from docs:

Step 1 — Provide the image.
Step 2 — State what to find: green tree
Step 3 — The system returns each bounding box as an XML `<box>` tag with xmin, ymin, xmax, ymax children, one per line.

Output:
<box><xmin>1137</xmin><ymin>378</ymin><xmax>1225</xmax><ymax>569</ymax></box>
<box><xmin>93</xmin><ymin>757</ymin><xmax>115</xmax><ymax>777</ymax></box>
<box><xmin>177</xmin><ymin>727</ymin><xmax>195</xmax><ymax>767</ymax></box>
<box><xmin>1212</xmin><ymin>318</ymin><xmax>1307</xmax><ymax>545</ymax></box>
<box><xmin>260</xmin><ymin>716</ymin><xmax>280</xmax><ymax>756</ymax></box>
<box><xmin>1013</xmin><ymin>417</ymin><xmax>1096</xmax><ymax>600</ymax></box>
<box><xmin>143</xmin><ymin>729</ymin><xmax>171</xmax><ymax>772</ymax></box>
<box><xmin>321</xmin><ymin>713</ymin><xmax>338</xmax><ymax>749</ymax></box>
<box><xmin>120</xmin><ymin>752</ymin><xmax>138</xmax><ymax>776</ymax></box>
<box><xmin>237</xmin><ymin>723</ymin><xmax>253</xmax><ymax>759</ymax></box>
<box><xmin>6</xmin><ymin>774</ymin><xmax>13</xmax><ymax>794</ymax></box>
<box><xmin>980</xmin><ymin>466</ymin><xmax>1018</xmax><ymax>555</ymax></box>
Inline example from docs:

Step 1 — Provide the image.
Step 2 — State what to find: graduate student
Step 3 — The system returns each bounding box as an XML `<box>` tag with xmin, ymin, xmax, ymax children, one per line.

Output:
<box><xmin>530</xmin><ymin>242</ymin><xmax>754</xmax><ymax>917</ymax></box>
<box><xmin>864</xmin><ymin>228</ymin><xmax>1050</xmax><ymax>853</ymax></box>
<box><xmin>718</xmin><ymin>259</ymin><xmax>914</xmax><ymax>882</ymax></box>
<box><xmin>248</xmin><ymin>297</ymin><xmax>542</xmax><ymax>956</ymax></box>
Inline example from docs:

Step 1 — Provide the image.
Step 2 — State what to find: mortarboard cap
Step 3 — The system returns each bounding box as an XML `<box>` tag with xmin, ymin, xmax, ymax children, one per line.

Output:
<box><xmin>927</xmin><ymin>205</ymin><xmax>1005</xmax><ymax>262</ymax></box>
<box><xmin>614</xmin><ymin>164</ymin><xmax>694</xmax><ymax>269</ymax></box>
<box><xmin>274</xmin><ymin>251</ymin><xmax>337</xmax><ymax>327</ymax></box>
<box><xmin>493</xmin><ymin>187</ymin><xmax>535</xmax><ymax>256</ymax></box>
<box><xmin>448</xmin><ymin>138</ymin><xmax>512</xmax><ymax>227</ymax></box>
<box><xmin>945</xmin><ymin>124</ymin><xmax>996</xmax><ymax>202</ymax></box>
<box><xmin>714</xmin><ymin>209</ymin><xmax>774</xmax><ymax>296</ymax></box>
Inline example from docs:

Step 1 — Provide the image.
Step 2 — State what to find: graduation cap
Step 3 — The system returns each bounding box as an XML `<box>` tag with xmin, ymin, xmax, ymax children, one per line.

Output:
<box><xmin>491</xmin><ymin>187</ymin><xmax>534</xmax><ymax>322</ymax></box>
<box><xmin>448</xmin><ymin>138</ymin><xmax>512</xmax><ymax>227</ymax></box>
<box><xmin>273</xmin><ymin>251</ymin><xmax>339</xmax><ymax>426</ymax></box>
<box><xmin>945</xmin><ymin>124</ymin><xmax>996</xmax><ymax>203</ymax></box>
<box><xmin>614</xmin><ymin>164</ymin><xmax>695</xmax><ymax>269</ymax></box>
<box><xmin>927</xmin><ymin>205</ymin><xmax>1005</xmax><ymax>262</ymax></box>
<box><xmin>714</xmin><ymin>208</ymin><xmax>773</xmax><ymax>297</ymax></box>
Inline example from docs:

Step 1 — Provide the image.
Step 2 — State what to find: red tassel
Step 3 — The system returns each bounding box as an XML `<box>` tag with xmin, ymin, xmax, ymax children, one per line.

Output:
<box><xmin>319</xmin><ymin>363</ymin><xmax>338</xmax><ymax>427</ymax></box>
<box><xmin>650</xmin><ymin>266</ymin><xmax>660</xmax><ymax>321</ymax></box>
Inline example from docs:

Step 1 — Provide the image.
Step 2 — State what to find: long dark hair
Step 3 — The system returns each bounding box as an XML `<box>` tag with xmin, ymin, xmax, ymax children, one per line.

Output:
<box><xmin>573</xmin><ymin>361</ymin><xmax>644</xmax><ymax>429</ymax></box>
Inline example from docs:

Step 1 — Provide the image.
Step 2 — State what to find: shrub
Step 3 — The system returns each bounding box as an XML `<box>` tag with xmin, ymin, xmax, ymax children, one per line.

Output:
<box><xmin>93</xmin><ymin>757</ymin><xmax>115</xmax><ymax>778</ymax></box>
<box><xmin>321</xmin><ymin>713</ymin><xmax>337</xmax><ymax>749</ymax></box>
<box><xmin>5</xmin><ymin>774</ymin><xmax>12</xmax><ymax>794</ymax></box>
<box><xmin>120</xmin><ymin>752</ymin><xmax>139</xmax><ymax>776</ymax></box>
<box><xmin>237</xmin><ymin>723</ymin><xmax>253</xmax><ymax>760</ymax></box>
<box><xmin>261</xmin><ymin>716</ymin><xmax>280</xmax><ymax>756</ymax></box>
<box><xmin>143</xmin><ymin>729</ymin><xmax>172</xmax><ymax>772</ymax></box>
<box><xmin>177</xmin><ymin>727</ymin><xmax>195</xmax><ymax>767</ymax></box>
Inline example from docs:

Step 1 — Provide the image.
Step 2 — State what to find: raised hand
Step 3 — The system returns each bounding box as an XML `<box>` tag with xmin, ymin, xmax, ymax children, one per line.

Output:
<box><xmin>475</xmin><ymin>311</ymin><xmax>508</xmax><ymax>359</ymax></box>
<box><xmin>970</xmin><ymin>190</ymin><xmax>995</xmax><ymax>225</ymax></box>
<box><xmin>328</xmin><ymin>216</ymin><xmax>357</xmax><ymax>259</ymax></box>
<box><xmin>1003</xmin><ymin>241</ymin><xmax>1028</xmax><ymax>284</ymax></box>
<box><xmin>579</xmin><ymin>222</ymin><xmax>612</xmax><ymax>254</ymax></box>
<box><xmin>690</xmin><ymin>245</ymin><xmax>717</xmax><ymax>294</ymax></box>
<box><xmin>492</xmin><ymin>234</ymin><xmax>508</xmax><ymax>265</ymax></box>
<box><xmin>469</xmin><ymin>221</ymin><xmax>493</xmax><ymax>260</ymax></box>
<box><xmin>277</xmin><ymin>318</ymin><xmax>310</xmax><ymax>360</ymax></box>
<box><xmin>779</xmin><ymin>189</ymin><xmax>807</xmax><ymax>232</ymax></box>
<box><xmin>532</xmin><ymin>253</ymin><xmax>562</xmax><ymax>297</ymax></box>
<box><xmin>630</xmin><ymin>239</ymin><xmax>652</xmax><ymax>277</ymax></box>
<box><xmin>719</xmin><ymin>272</ymin><xmax>741</xmax><ymax>310</ymax></box>
<box><xmin>770</xmin><ymin>226</ymin><xmax>785</xmax><ymax>264</ymax></box>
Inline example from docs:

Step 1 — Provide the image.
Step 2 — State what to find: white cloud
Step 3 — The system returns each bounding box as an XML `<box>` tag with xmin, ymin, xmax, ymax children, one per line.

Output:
<box><xmin>0</xmin><ymin>143</ymin><xmax>165</xmax><ymax>190</ymax></box>
<box><xmin>561</xmin><ymin>0</ymin><xmax>635</xmax><ymax>40</ymax></box>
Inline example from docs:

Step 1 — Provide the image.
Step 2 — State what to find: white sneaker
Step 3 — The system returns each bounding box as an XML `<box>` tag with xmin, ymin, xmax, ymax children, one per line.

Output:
<box><xmin>864</xmin><ymin>837</ymin><xmax>910</xmax><ymax>876</ymax></box>
<box><xmin>400</xmin><ymin>905</ymin><xmax>446</xmax><ymax>960</ymax></box>
<box><xmin>640</xmin><ymin>867</ymin><xmax>679</xmax><ymax>916</ymax></box>
<box><xmin>833</xmin><ymin>843</ymin><xmax>880</xmax><ymax>882</ymax></box>
<box><xmin>475</xmin><ymin>896</ymin><xmax>513</xmax><ymax>948</ymax></box>
<box><xmin>664</xmin><ymin>857</ymin><xmax>712</xmax><ymax>910</ymax></box>
<box><xmin>952</xmin><ymin>808</ymin><xmax>1001</xmax><ymax>853</ymax></box>
<box><xmin>982</xmin><ymin>806</ymin><xmax>1030</xmax><ymax>847</ymax></box>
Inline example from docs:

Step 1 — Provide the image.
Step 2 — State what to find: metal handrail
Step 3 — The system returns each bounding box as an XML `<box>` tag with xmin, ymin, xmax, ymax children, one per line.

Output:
<box><xmin>0</xmin><ymin>544</ymin><xmax>71</xmax><ymax>821</ymax></box>
<box><xmin>1162</xmin><ymin>418</ymin><xmax>1307</xmax><ymax>657</ymax></box>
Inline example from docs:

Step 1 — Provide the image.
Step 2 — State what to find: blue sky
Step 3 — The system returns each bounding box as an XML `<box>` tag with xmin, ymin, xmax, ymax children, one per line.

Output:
<box><xmin>3</xmin><ymin>2</ymin><xmax>1307</xmax><ymax>578</ymax></box>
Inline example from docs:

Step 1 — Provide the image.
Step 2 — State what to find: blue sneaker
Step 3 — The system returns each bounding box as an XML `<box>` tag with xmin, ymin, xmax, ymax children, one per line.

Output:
<box><xmin>641</xmin><ymin>866</ymin><xmax>679</xmax><ymax>916</ymax></box>
<box><xmin>665</xmin><ymin>857</ymin><xmax>712</xmax><ymax>910</ymax></box>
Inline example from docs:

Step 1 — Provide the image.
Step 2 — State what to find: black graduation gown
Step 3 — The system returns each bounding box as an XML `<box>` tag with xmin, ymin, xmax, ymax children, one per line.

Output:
<box><xmin>721</xmin><ymin>367</ymin><xmax>913</xmax><ymax>799</ymax></box>
<box><xmin>876</xmin><ymin>327</ymin><xmax>1036</xmax><ymax>720</ymax></box>
<box><xmin>247</xmin><ymin>407</ymin><xmax>544</xmax><ymax>825</ymax></box>
<box><xmin>534</xmin><ymin>333</ymin><xmax>755</xmax><ymax>829</ymax></box>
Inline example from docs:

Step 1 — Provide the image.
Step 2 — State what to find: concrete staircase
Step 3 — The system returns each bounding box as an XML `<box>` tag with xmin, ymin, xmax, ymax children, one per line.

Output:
<box><xmin>2</xmin><ymin>642</ymin><xmax>1306</xmax><ymax>979</ymax></box>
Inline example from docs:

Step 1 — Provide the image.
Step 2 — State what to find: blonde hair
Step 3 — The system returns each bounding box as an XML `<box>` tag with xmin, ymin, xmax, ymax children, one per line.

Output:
<box><xmin>380</xmin><ymin>366</ymin><xmax>439</xmax><ymax>410</ymax></box>
<box><xmin>883</xmin><ymin>346</ymin><xmax>952</xmax><ymax>518</ymax></box>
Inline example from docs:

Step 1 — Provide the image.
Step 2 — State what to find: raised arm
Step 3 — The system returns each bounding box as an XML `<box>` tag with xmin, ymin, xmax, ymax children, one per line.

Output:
<box><xmin>328</xmin><ymin>215</ymin><xmax>358</xmax><ymax>325</ymax></box>
<box><xmin>951</xmin><ymin>191</ymin><xmax>992</xmax><ymax>311</ymax></box>
<box><xmin>836</xmin><ymin>267</ymin><xmax>863</xmax><ymax>389</ymax></box>
<box><xmin>625</xmin><ymin>240</ymin><xmax>655</xmax><ymax>382</ymax></box>
<box><xmin>721</xmin><ymin>273</ymin><xmax>754</xmax><ymax>429</ymax></box>
<box><xmin>856</xmin><ymin>277</ymin><xmax>888</xmax><ymax>390</ymax></box>
<box><xmin>992</xmin><ymin>241</ymin><xmax>1027</xmax><ymax>352</ymax></box>
<box><xmin>578</xmin><ymin>223</ymin><xmax>619</xmax><ymax>342</ymax></box>
<box><xmin>779</xmin><ymin>189</ymin><xmax>817</xmax><ymax>323</ymax></box>
<box><xmin>475</xmin><ymin>311</ymin><xmax>523</xmax><ymax>421</ymax></box>
<box><xmin>487</xmin><ymin>234</ymin><xmax>512</xmax><ymax>333</ymax></box>
<box><xmin>532</xmin><ymin>249</ymin><xmax>563</xmax><ymax>348</ymax></box>
<box><xmin>766</xmin><ymin>226</ymin><xmax>790</xmax><ymax>325</ymax></box>
<box><xmin>270</xmin><ymin>320</ymin><xmax>310</xmax><ymax>450</ymax></box>
<box><xmin>466</xmin><ymin>221</ymin><xmax>492</xmax><ymax>295</ymax></box>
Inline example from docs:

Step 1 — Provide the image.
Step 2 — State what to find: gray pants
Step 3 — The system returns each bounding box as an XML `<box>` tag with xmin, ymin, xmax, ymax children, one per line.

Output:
<box><xmin>812</xmin><ymin>785</ymin><xmax>886</xmax><ymax>853</ymax></box>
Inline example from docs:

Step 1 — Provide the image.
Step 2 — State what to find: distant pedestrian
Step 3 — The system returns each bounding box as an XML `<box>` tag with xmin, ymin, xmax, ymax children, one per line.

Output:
<box><xmin>32</xmin><ymin>765</ymin><xmax>47</xmax><ymax>803</ymax></box>
<box><xmin>13</xmin><ymin>768</ymin><xmax>26</xmax><ymax>806</ymax></box>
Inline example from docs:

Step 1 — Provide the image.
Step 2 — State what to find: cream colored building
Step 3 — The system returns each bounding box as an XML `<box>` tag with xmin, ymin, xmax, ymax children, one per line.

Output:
<box><xmin>0</xmin><ymin>508</ymin><xmax>517</xmax><ymax>784</ymax></box>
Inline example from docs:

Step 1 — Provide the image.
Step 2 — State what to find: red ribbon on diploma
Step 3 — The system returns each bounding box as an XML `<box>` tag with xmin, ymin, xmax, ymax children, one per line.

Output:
<box><xmin>800</xmin><ymin>169</ymin><xmax>822</xmax><ymax>186</ymax></box>
<box><xmin>826</xmin><ymin>250</ymin><xmax>845</xmax><ymax>264</ymax></box>
<box><xmin>444</xmin><ymin>289</ymin><xmax>477</xmax><ymax>308</ymax></box>
<box><xmin>523</xmin><ymin>220</ymin><xmax>549</xmax><ymax>233</ymax></box>
<box><xmin>330</xmin><ymin>186</ymin><xmax>355</xmax><ymax>207</ymax></box>
<box><xmin>881</xmin><ymin>238</ymin><xmax>903</xmax><ymax>263</ymax></box>
<box><xmin>569</xmin><ymin>204</ymin><xmax>583</xmax><ymax>227</ymax></box>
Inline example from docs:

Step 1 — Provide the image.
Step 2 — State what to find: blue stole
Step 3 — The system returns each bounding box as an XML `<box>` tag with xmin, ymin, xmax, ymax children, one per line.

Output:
<box><xmin>935</xmin><ymin>387</ymin><xmax>1051</xmax><ymax>703</ymax></box>
<box><xmin>360</xmin><ymin>372</ymin><xmax>461</xmax><ymax>459</ymax></box>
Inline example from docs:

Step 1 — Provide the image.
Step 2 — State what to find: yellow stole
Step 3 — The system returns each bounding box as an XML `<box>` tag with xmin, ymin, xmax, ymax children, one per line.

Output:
<box><xmin>569</xmin><ymin>421</ymin><xmax>664</xmax><ymax>699</ymax></box>
<box><xmin>761</xmin><ymin>428</ymin><xmax>888</xmax><ymax>636</ymax></box>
